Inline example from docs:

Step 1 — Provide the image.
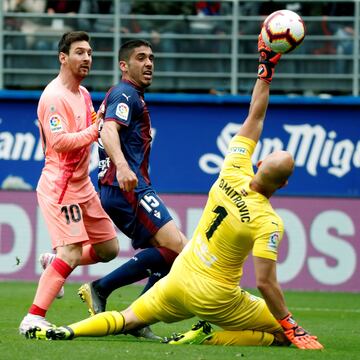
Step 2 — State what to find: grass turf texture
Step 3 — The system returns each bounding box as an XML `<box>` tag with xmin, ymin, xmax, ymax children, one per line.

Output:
<box><xmin>1</xmin><ymin>282</ymin><xmax>359</xmax><ymax>360</ymax></box>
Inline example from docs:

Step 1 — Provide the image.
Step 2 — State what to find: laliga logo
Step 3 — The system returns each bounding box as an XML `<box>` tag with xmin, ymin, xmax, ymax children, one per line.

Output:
<box><xmin>199</xmin><ymin>122</ymin><xmax>360</xmax><ymax>178</ymax></box>
<box><xmin>49</xmin><ymin>116</ymin><xmax>61</xmax><ymax>127</ymax></box>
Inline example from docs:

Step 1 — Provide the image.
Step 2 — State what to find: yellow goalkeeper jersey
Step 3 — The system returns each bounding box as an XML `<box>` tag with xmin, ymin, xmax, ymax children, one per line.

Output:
<box><xmin>181</xmin><ymin>135</ymin><xmax>284</xmax><ymax>287</ymax></box>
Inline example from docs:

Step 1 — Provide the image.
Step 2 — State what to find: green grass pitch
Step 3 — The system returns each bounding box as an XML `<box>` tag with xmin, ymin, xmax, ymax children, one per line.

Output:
<box><xmin>1</xmin><ymin>282</ymin><xmax>359</xmax><ymax>360</ymax></box>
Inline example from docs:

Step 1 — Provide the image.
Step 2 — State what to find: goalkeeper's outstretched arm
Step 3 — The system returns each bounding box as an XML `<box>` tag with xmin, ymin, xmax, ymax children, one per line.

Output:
<box><xmin>236</xmin><ymin>34</ymin><xmax>281</xmax><ymax>143</ymax></box>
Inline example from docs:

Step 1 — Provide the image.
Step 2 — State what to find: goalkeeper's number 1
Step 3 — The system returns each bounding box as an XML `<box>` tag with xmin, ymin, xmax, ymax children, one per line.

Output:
<box><xmin>206</xmin><ymin>205</ymin><xmax>228</xmax><ymax>241</ymax></box>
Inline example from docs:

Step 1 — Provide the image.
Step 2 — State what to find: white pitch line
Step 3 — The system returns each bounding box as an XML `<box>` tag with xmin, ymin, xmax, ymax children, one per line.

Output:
<box><xmin>293</xmin><ymin>307</ymin><xmax>360</xmax><ymax>313</ymax></box>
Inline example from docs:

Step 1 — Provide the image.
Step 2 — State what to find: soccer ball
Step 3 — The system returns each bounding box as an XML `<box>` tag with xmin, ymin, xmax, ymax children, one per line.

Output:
<box><xmin>261</xmin><ymin>10</ymin><xmax>306</xmax><ymax>54</ymax></box>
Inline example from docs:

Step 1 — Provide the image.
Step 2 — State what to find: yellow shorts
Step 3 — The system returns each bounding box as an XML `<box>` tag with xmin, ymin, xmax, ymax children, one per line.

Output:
<box><xmin>38</xmin><ymin>193</ymin><xmax>117</xmax><ymax>249</ymax></box>
<box><xmin>131</xmin><ymin>258</ymin><xmax>281</xmax><ymax>334</ymax></box>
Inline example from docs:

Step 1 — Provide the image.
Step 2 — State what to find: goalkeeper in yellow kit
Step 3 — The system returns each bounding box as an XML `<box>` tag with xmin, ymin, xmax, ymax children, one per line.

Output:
<box><xmin>26</xmin><ymin>33</ymin><xmax>323</xmax><ymax>350</ymax></box>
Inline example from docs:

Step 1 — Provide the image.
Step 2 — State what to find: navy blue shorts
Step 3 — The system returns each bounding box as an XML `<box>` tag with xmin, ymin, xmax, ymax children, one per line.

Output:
<box><xmin>99</xmin><ymin>185</ymin><xmax>173</xmax><ymax>249</ymax></box>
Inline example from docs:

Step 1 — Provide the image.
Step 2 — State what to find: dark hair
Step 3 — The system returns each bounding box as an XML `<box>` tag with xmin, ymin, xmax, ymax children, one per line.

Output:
<box><xmin>118</xmin><ymin>39</ymin><xmax>152</xmax><ymax>62</ymax></box>
<box><xmin>58</xmin><ymin>31</ymin><xmax>90</xmax><ymax>54</ymax></box>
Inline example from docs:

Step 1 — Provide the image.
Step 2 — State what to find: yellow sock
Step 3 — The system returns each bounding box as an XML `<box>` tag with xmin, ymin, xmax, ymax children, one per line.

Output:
<box><xmin>70</xmin><ymin>311</ymin><xmax>125</xmax><ymax>337</ymax></box>
<box><xmin>204</xmin><ymin>330</ymin><xmax>274</xmax><ymax>346</ymax></box>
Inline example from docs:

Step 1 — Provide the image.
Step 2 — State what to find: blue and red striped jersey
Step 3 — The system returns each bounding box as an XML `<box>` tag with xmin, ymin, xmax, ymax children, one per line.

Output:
<box><xmin>98</xmin><ymin>80</ymin><xmax>152</xmax><ymax>192</ymax></box>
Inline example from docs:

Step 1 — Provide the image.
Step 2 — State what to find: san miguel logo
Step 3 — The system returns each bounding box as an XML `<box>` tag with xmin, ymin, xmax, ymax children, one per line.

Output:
<box><xmin>199</xmin><ymin>122</ymin><xmax>360</xmax><ymax>178</ymax></box>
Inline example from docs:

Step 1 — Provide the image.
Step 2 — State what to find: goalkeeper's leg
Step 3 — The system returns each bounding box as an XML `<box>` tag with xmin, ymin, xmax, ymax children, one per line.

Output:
<box><xmin>205</xmin><ymin>329</ymin><xmax>278</xmax><ymax>346</ymax></box>
<box><xmin>46</xmin><ymin>311</ymin><xmax>126</xmax><ymax>340</ymax></box>
<box><xmin>200</xmin><ymin>326</ymin><xmax>288</xmax><ymax>346</ymax></box>
<box><xmin>26</xmin><ymin>311</ymin><xmax>125</xmax><ymax>340</ymax></box>
<box><xmin>26</xmin><ymin>306</ymin><xmax>155</xmax><ymax>341</ymax></box>
<box><xmin>198</xmin><ymin>289</ymin><xmax>289</xmax><ymax>347</ymax></box>
<box><xmin>166</xmin><ymin>320</ymin><xmax>281</xmax><ymax>346</ymax></box>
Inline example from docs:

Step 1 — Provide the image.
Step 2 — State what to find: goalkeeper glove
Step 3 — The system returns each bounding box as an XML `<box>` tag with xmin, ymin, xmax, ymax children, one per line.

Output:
<box><xmin>257</xmin><ymin>33</ymin><xmax>282</xmax><ymax>84</ymax></box>
<box><xmin>278</xmin><ymin>313</ymin><xmax>324</xmax><ymax>350</ymax></box>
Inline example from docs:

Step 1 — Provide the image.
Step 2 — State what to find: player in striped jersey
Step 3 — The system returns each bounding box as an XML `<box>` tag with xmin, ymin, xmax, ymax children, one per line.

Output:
<box><xmin>78</xmin><ymin>39</ymin><xmax>187</xmax><ymax>339</ymax></box>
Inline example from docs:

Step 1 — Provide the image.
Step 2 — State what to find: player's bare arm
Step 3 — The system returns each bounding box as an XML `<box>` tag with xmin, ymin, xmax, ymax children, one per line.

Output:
<box><xmin>253</xmin><ymin>256</ymin><xmax>289</xmax><ymax>319</ymax></box>
<box><xmin>237</xmin><ymin>79</ymin><xmax>269</xmax><ymax>143</ymax></box>
<box><xmin>100</xmin><ymin>120</ymin><xmax>138</xmax><ymax>192</ymax></box>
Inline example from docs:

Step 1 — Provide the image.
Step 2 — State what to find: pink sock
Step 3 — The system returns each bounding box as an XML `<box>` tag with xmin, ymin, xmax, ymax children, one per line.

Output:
<box><xmin>30</xmin><ymin>258</ymin><xmax>73</xmax><ymax>316</ymax></box>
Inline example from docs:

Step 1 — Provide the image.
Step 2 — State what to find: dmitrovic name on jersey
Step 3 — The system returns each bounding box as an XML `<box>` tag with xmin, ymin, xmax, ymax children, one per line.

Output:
<box><xmin>218</xmin><ymin>178</ymin><xmax>250</xmax><ymax>223</ymax></box>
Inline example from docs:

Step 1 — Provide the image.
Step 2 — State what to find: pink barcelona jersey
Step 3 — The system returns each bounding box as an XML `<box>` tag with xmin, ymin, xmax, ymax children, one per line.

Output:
<box><xmin>37</xmin><ymin>76</ymin><xmax>98</xmax><ymax>204</ymax></box>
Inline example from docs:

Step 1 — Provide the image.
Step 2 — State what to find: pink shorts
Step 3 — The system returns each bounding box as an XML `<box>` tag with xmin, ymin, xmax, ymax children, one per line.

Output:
<box><xmin>38</xmin><ymin>193</ymin><xmax>117</xmax><ymax>249</ymax></box>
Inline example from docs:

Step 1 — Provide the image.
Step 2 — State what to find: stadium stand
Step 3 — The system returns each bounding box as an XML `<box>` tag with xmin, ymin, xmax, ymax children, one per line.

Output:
<box><xmin>1</xmin><ymin>0</ymin><xmax>359</xmax><ymax>95</ymax></box>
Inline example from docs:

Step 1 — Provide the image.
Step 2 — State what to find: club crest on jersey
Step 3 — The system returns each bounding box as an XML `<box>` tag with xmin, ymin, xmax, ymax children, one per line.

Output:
<box><xmin>229</xmin><ymin>146</ymin><xmax>246</xmax><ymax>154</ymax></box>
<box><xmin>116</xmin><ymin>102</ymin><xmax>129</xmax><ymax>121</ymax></box>
<box><xmin>49</xmin><ymin>114</ymin><xmax>63</xmax><ymax>132</ymax></box>
<box><xmin>267</xmin><ymin>232</ymin><xmax>280</xmax><ymax>252</ymax></box>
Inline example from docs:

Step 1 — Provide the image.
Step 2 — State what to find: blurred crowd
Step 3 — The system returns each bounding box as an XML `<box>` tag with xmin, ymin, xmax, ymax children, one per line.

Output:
<box><xmin>3</xmin><ymin>1</ymin><xmax>354</xmax><ymax>54</ymax></box>
<box><xmin>2</xmin><ymin>1</ymin><xmax>355</xmax><ymax>93</ymax></box>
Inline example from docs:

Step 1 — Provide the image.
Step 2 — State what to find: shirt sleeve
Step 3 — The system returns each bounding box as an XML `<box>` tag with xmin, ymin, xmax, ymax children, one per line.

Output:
<box><xmin>220</xmin><ymin>135</ymin><xmax>256</xmax><ymax>178</ymax></box>
<box><xmin>252</xmin><ymin>229</ymin><xmax>283</xmax><ymax>261</ymax></box>
<box><xmin>104</xmin><ymin>88</ymin><xmax>137</xmax><ymax>127</ymax></box>
<box><xmin>39</xmin><ymin>94</ymin><xmax>98</xmax><ymax>153</ymax></box>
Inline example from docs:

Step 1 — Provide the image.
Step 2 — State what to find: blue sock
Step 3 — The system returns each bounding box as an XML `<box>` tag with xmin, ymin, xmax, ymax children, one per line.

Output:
<box><xmin>94</xmin><ymin>247</ymin><xmax>172</xmax><ymax>298</ymax></box>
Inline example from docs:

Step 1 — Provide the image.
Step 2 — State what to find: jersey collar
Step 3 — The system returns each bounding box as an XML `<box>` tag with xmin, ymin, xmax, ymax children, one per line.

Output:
<box><xmin>123</xmin><ymin>79</ymin><xmax>145</xmax><ymax>95</ymax></box>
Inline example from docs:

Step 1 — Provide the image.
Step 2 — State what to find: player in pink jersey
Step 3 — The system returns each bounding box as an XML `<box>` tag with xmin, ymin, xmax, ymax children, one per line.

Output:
<box><xmin>19</xmin><ymin>31</ymin><xmax>119</xmax><ymax>336</ymax></box>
